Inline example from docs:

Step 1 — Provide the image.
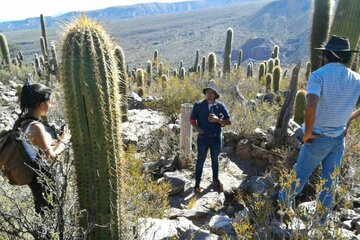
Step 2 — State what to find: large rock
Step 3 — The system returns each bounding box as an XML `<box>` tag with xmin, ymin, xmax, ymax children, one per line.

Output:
<box><xmin>137</xmin><ymin>217</ymin><xmax>199</xmax><ymax>240</ymax></box>
<box><xmin>179</xmin><ymin>230</ymin><xmax>221</xmax><ymax>240</ymax></box>
<box><xmin>137</xmin><ymin>218</ymin><xmax>178</xmax><ymax>240</ymax></box>
<box><xmin>209</xmin><ymin>215</ymin><xmax>237</xmax><ymax>239</ymax></box>
<box><xmin>121</xmin><ymin>109</ymin><xmax>167</xmax><ymax>147</ymax></box>
<box><xmin>164</xmin><ymin>171</ymin><xmax>186</xmax><ymax>195</ymax></box>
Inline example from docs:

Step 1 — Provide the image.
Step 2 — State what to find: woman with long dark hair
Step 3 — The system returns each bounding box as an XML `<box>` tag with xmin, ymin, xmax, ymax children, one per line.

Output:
<box><xmin>15</xmin><ymin>74</ymin><xmax>71</xmax><ymax>214</ymax></box>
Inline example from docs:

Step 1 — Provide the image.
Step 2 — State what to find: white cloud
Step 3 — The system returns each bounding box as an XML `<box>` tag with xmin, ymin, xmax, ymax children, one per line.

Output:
<box><xmin>0</xmin><ymin>0</ymin><xmax>188</xmax><ymax>22</ymax></box>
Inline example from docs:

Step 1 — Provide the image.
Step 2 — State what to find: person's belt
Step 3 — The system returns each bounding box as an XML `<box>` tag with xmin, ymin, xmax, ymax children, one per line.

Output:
<box><xmin>199</xmin><ymin>132</ymin><xmax>220</xmax><ymax>137</ymax></box>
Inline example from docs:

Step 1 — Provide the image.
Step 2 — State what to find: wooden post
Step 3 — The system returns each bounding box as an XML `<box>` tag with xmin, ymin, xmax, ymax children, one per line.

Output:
<box><xmin>179</xmin><ymin>103</ymin><xmax>193</xmax><ymax>169</ymax></box>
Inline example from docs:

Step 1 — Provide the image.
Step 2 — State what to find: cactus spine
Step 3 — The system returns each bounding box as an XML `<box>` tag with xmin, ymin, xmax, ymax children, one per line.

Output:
<box><xmin>115</xmin><ymin>46</ymin><xmax>128</xmax><ymax>122</ymax></box>
<box><xmin>0</xmin><ymin>33</ymin><xmax>11</xmax><ymax>65</ymax></box>
<box><xmin>310</xmin><ymin>0</ymin><xmax>331</xmax><ymax>72</ymax></box>
<box><xmin>272</xmin><ymin>66</ymin><xmax>281</xmax><ymax>92</ymax></box>
<box><xmin>294</xmin><ymin>89</ymin><xmax>307</xmax><ymax>125</ymax></box>
<box><xmin>329</xmin><ymin>0</ymin><xmax>360</xmax><ymax>69</ymax></box>
<box><xmin>60</xmin><ymin>17</ymin><xmax>123</xmax><ymax>239</ymax></box>
<box><xmin>223</xmin><ymin>27</ymin><xmax>233</xmax><ymax>74</ymax></box>
<box><xmin>208</xmin><ymin>52</ymin><xmax>217</xmax><ymax>79</ymax></box>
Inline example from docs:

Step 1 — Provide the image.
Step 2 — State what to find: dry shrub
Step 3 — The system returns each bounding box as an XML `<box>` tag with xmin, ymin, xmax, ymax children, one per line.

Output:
<box><xmin>123</xmin><ymin>145</ymin><xmax>170</xmax><ymax>237</ymax></box>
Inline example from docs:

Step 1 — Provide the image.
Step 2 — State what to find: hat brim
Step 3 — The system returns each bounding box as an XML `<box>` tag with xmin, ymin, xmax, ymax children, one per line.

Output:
<box><xmin>314</xmin><ymin>47</ymin><xmax>359</xmax><ymax>52</ymax></box>
<box><xmin>203</xmin><ymin>88</ymin><xmax>220</xmax><ymax>99</ymax></box>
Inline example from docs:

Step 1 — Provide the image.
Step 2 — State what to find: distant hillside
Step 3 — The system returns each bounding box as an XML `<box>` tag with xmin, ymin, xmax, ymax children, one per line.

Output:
<box><xmin>0</xmin><ymin>0</ymin><xmax>269</xmax><ymax>32</ymax></box>
<box><xmin>3</xmin><ymin>0</ymin><xmax>315</xmax><ymax>68</ymax></box>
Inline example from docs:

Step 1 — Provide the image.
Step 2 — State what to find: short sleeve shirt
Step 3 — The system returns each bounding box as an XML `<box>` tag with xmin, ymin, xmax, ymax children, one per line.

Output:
<box><xmin>306</xmin><ymin>62</ymin><xmax>360</xmax><ymax>136</ymax></box>
<box><xmin>190</xmin><ymin>99</ymin><xmax>230</xmax><ymax>134</ymax></box>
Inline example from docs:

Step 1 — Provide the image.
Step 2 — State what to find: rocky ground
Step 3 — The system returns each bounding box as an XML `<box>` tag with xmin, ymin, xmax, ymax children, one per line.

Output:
<box><xmin>1</xmin><ymin>80</ymin><xmax>360</xmax><ymax>239</ymax></box>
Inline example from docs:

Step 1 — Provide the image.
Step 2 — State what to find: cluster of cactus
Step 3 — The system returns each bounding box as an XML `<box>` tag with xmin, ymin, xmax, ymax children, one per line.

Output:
<box><xmin>246</xmin><ymin>62</ymin><xmax>253</xmax><ymax>78</ymax></box>
<box><xmin>31</xmin><ymin>14</ymin><xmax>59</xmax><ymax>84</ymax></box>
<box><xmin>60</xmin><ymin>16</ymin><xmax>124</xmax><ymax>239</ymax></box>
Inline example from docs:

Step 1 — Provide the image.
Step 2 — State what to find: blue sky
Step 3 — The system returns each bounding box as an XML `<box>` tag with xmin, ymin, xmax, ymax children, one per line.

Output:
<box><xmin>0</xmin><ymin>0</ymin><xmax>188</xmax><ymax>22</ymax></box>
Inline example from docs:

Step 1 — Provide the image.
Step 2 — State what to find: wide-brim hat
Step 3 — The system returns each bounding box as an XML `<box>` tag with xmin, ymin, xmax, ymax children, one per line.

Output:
<box><xmin>203</xmin><ymin>80</ymin><xmax>220</xmax><ymax>99</ymax></box>
<box><xmin>314</xmin><ymin>35</ymin><xmax>359</xmax><ymax>52</ymax></box>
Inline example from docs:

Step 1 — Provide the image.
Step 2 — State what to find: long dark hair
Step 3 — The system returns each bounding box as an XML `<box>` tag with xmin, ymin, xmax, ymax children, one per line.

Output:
<box><xmin>20</xmin><ymin>83</ymin><xmax>52</xmax><ymax>113</ymax></box>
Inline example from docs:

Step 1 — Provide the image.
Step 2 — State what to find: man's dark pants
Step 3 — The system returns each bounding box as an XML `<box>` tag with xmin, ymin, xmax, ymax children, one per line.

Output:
<box><xmin>195</xmin><ymin>133</ymin><xmax>221</xmax><ymax>188</ymax></box>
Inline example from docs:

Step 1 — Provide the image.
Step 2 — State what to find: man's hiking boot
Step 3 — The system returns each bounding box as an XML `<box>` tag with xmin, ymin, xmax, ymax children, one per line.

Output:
<box><xmin>193</xmin><ymin>187</ymin><xmax>201</xmax><ymax>194</ymax></box>
<box><xmin>212</xmin><ymin>180</ymin><xmax>223</xmax><ymax>192</ymax></box>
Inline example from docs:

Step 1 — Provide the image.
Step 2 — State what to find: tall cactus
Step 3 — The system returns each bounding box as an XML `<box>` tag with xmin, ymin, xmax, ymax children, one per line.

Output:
<box><xmin>49</xmin><ymin>44</ymin><xmax>59</xmax><ymax>77</ymax></box>
<box><xmin>0</xmin><ymin>33</ymin><xmax>11</xmax><ymax>66</ymax></box>
<box><xmin>180</xmin><ymin>67</ymin><xmax>186</xmax><ymax>79</ymax></box>
<box><xmin>272</xmin><ymin>45</ymin><xmax>279</xmax><ymax>59</ymax></box>
<box><xmin>305</xmin><ymin>61</ymin><xmax>311</xmax><ymax>81</ymax></box>
<box><xmin>208</xmin><ymin>52</ymin><xmax>217</xmax><ymax>79</ymax></box>
<box><xmin>258</xmin><ymin>62</ymin><xmax>265</xmax><ymax>81</ymax></box>
<box><xmin>146</xmin><ymin>60</ymin><xmax>152</xmax><ymax>83</ymax></box>
<box><xmin>246</xmin><ymin>63</ymin><xmax>252</xmax><ymax>78</ymax></box>
<box><xmin>223</xmin><ymin>27</ymin><xmax>233</xmax><ymax>74</ymax></box>
<box><xmin>272</xmin><ymin>66</ymin><xmax>281</xmax><ymax>92</ymax></box>
<box><xmin>265</xmin><ymin>73</ymin><xmax>272</xmax><ymax>92</ymax></box>
<box><xmin>158</xmin><ymin>62</ymin><xmax>164</xmax><ymax>77</ymax></box>
<box><xmin>40</xmin><ymin>14</ymin><xmax>49</xmax><ymax>55</ymax></box>
<box><xmin>237</xmin><ymin>50</ymin><xmax>242</xmax><ymax>68</ymax></box>
<box><xmin>153</xmin><ymin>50</ymin><xmax>158</xmax><ymax>75</ymax></box>
<box><xmin>329</xmin><ymin>0</ymin><xmax>360</xmax><ymax>69</ymax></box>
<box><xmin>294</xmin><ymin>89</ymin><xmax>307</xmax><ymax>125</ymax></box>
<box><xmin>310</xmin><ymin>0</ymin><xmax>331</xmax><ymax>72</ymax></box>
<box><xmin>268</xmin><ymin>58</ymin><xmax>275</xmax><ymax>74</ymax></box>
<box><xmin>193</xmin><ymin>49</ymin><xmax>199</xmax><ymax>72</ymax></box>
<box><xmin>136</xmin><ymin>69</ymin><xmax>145</xmax><ymax>97</ymax></box>
<box><xmin>201</xmin><ymin>56</ymin><xmax>206</xmax><ymax>74</ymax></box>
<box><xmin>60</xmin><ymin>17</ymin><xmax>123</xmax><ymax>239</ymax></box>
<box><xmin>115</xmin><ymin>46</ymin><xmax>128</xmax><ymax>122</ymax></box>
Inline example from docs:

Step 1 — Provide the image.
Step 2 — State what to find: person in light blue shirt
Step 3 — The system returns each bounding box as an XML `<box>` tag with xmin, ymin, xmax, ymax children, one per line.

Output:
<box><xmin>278</xmin><ymin>35</ymin><xmax>360</xmax><ymax>222</ymax></box>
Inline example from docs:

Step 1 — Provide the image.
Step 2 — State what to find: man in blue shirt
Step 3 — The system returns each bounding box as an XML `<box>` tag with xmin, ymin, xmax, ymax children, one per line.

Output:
<box><xmin>190</xmin><ymin>81</ymin><xmax>231</xmax><ymax>193</ymax></box>
<box><xmin>278</xmin><ymin>36</ymin><xmax>360</xmax><ymax>222</ymax></box>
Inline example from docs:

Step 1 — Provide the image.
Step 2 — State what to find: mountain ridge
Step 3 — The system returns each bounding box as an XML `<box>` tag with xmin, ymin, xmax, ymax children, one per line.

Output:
<box><xmin>0</xmin><ymin>0</ymin><xmax>270</xmax><ymax>32</ymax></box>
